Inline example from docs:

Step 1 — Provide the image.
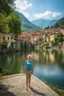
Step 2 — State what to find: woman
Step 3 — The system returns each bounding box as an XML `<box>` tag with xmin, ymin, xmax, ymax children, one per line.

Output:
<box><xmin>24</xmin><ymin>54</ymin><xmax>33</xmax><ymax>90</ymax></box>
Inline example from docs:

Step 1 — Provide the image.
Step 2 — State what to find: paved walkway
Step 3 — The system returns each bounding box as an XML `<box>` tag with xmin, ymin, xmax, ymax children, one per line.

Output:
<box><xmin>0</xmin><ymin>73</ymin><xmax>59</xmax><ymax>96</ymax></box>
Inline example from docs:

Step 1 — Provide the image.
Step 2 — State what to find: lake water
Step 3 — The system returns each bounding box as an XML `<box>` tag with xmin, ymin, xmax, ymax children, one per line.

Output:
<box><xmin>0</xmin><ymin>49</ymin><xmax>64</xmax><ymax>89</ymax></box>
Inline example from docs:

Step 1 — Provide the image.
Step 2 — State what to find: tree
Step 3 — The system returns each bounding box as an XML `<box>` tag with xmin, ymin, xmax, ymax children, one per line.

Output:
<box><xmin>54</xmin><ymin>23</ymin><xmax>60</xmax><ymax>28</ymax></box>
<box><xmin>0</xmin><ymin>0</ymin><xmax>16</xmax><ymax>14</ymax></box>
<box><xmin>0</xmin><ymin>0</ymin><xmax>22</xmax><ymax>37</ymax></box>
<box><xmin>0</xmin><ymin>12</ymin><xmax>22</xmax><ymax>37</ymax></box>
<box><xmin>54</xmin><ymin>32</ymin><xmax>64</xmax><ymax>45</ymax></box>
<box><xmin>57</xmin><ymin>32</ymin><xmax>63</xmax><ymax>42</ymax></box>
<box><xmin>20</xmin><ymin>41</ymin><xmax>24</xmax><ymax>49</ymax></box>
<box><xmin>0</xmin><ymin>13</ymin><xmax>10</xmax><ymax>32</ymax></box>
<box><xmin>45</xmin><ymin>26</ymin><xmax>50</xmax><ymax>29</ymax></box>
<box><xmin>6</xmin><ymin>12</ymin><xmax>22</xmax><ymax>37</ymax></box>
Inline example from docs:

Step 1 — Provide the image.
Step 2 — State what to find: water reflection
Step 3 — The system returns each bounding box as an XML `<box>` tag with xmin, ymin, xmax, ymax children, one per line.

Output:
<box><xmin>32</xmin><ymin>49</ymin><xmax>64</xmax><ymax>89</ymax></box>
<box><xmin>0</xmin><ymin>49</ymin><xmax>64</xmax><ymax>89</ymax></box>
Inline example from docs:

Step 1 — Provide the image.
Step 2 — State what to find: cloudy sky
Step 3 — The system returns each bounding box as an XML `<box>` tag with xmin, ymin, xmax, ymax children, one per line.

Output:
<box><xmin>15</xmin><ymin>0</ymin><xmax>64</xmax><ymax>21</ymax></box>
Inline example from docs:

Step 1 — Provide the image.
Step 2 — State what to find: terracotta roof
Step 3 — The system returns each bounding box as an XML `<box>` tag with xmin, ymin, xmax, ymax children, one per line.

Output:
<box><xmin>60</xmin><ymin>26</ymin><xmax>64</xmax><ymax>29</ymax></box>
<box><xmin>0</xmin><ymin>30</ymin><xmax>13</xmax><ymax>35</ymax></box>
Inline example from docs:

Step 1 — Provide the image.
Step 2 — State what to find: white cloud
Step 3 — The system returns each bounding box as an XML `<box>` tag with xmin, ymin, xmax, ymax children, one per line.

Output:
<box><xmin>52</xmin><ymin>12</ymin><xmax>61</xmax><ymax>17</ymax></box>
<box><xmin>14</xmin><ymin>0</ymin><xmax>32</xmax><ymax>18</ymax></box>
<box><xmin>22</xmin><ymin>12</ymin><xmax>29</xmax><ymax>18</ymax></box>
<box><xmin>15</xmin><ymin>0</ymin><xmax>32</xmax><ymax>11</ymax></box>
<box><xmin>33</xmin><ymin>10</ymin><xmax>61</xmax><ymax>19</ymax></box>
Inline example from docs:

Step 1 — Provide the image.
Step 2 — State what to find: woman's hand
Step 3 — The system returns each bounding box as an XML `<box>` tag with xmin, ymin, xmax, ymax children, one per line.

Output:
<box><xmin>31</xmin><ymin>69</ymin><xmax>33</xmax><ymax>74</ymax></box>
<box><xmin>24</xmin><ymin>64</ymin><xmax>26</xmax><ymax>73</ymax></box>
<box><xmin>24</xmin><ymin>69</ymin><xmax>26</xmax><ymax>74</ymax></box>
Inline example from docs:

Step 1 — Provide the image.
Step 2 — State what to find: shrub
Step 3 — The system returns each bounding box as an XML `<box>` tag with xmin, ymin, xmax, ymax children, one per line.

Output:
<box><xmin>2</xmin><ymin>69</ymin><xmax>11</xmax><ymax>75</ymax></box>
<box><xmin>50</xmin><ymin>40</ymin><xmax>54</xmax><ymax>45</ymax></box>
<box><xmin>20</xmin><ymin>41</ymin><xmax>24</xmax><ymax>49</ymax></box>
<box><xmin>1</xmin><ymin>40</ymin><xmax>8</xmax><ymax>49</ymax></box>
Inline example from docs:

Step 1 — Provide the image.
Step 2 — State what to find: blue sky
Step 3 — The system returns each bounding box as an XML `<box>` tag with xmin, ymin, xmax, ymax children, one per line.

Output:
<box><xmin>15</xmin><ymin>0</ymin><xmax>64</xmax><ymax>21</ymax></box>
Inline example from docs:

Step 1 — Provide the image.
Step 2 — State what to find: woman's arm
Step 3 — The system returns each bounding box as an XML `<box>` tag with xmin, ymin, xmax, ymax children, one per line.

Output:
<box><xmin>32</xmin><ymin>64</ymin><xmax>33</xmax><ymax>74</ymax></box>
<box><xmin>24</xmin><ymin>64</ymin><xmax>26</xmax><ymax>73</ymax></box>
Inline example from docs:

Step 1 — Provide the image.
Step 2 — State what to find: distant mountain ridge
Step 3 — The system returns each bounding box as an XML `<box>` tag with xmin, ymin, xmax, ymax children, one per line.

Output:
<box><xmin>15</xmin><ymin>11</ymin><xmax>41</xmax><ymax>32</ymax></box>
<box><xmin>55</xmin><ymin>17</ymin><xmax>64</xmax><ymax>26</ymax></box>
<box><xmin>32</xmin><ymin>19</ymin><xmax>58</xmax><ymax>29</ymax></box>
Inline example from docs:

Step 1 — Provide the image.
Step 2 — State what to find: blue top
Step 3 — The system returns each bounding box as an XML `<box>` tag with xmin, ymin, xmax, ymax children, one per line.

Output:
<box><xmin>24</xmin><ymin>60</ymin><xmax>33</xmax><ymax>70</ymax></box>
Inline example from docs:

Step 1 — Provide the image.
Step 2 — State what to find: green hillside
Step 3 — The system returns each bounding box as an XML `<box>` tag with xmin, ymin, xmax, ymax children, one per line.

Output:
<box><xmin>15</xmin><ymin>11</ymin><xmax>41</xmax><ymax>32</ymax></box>
<box><xmin>55</xmin><ymin>17</ymin><xmax>64</xmax><ymax>26</ymax></box>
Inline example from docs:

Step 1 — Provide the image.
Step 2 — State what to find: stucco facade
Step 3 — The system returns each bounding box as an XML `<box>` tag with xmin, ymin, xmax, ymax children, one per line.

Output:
<box><xmin>0</xmin><ymin>32</ymin><xmax>13</xmax><ymax>43</ymax></box>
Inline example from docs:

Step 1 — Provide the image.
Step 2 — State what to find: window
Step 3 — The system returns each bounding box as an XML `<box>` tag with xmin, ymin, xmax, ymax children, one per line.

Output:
<box><xmin>3</xmin><ymin>36</ymin><xmax>5</xmax><ymax>40</ymax></box>
<box><xmin>8</xmin><ymin>37</ymin><xmax>9</xmax><ymax>40</ymax></box>
<box><xmin>11</xmin><ymin>37</ymin><xmax>13</xmax><ymax>40</ymax></box>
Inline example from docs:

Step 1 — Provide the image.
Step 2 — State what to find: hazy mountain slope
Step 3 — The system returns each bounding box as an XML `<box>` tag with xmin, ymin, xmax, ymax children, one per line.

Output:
<box><xmin>15</xmin><ymin>11</ymin><xmax>41</xmax><ymax>32</ymax></box>
<box><xmin>32</xmin><ymin>19</ymin><xmax>58</xmax><ymax>29</ymax></box>
<box><xmin>55</xmin><ymin>17</ymin><xmax>64</xmax><ymax>26</ymax></box>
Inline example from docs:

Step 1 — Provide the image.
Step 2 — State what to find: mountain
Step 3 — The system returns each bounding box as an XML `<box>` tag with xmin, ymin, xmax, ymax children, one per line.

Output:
<box><xmin>32</xmin><ymin>19</ymin><xmax>58</xmax><ymax>29</ymax></box>
<box><xmin>32</xmin><ymin>19</ymin><xmax>49</xmax><ymax>28</ymax></box>
<box><xmin>48</xmin><ymin>20</ymin><xmax>58</xmax><ymax>27</ymax></box>
<box><xmin>54</xmin><ymin>17</ymin><xmax>64</xmax><ymax>26</ymax></box>
<box><xmin>15</xmin><ymin>11</ymin><xmax>41</xmax><ymax>32</ymax></box>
